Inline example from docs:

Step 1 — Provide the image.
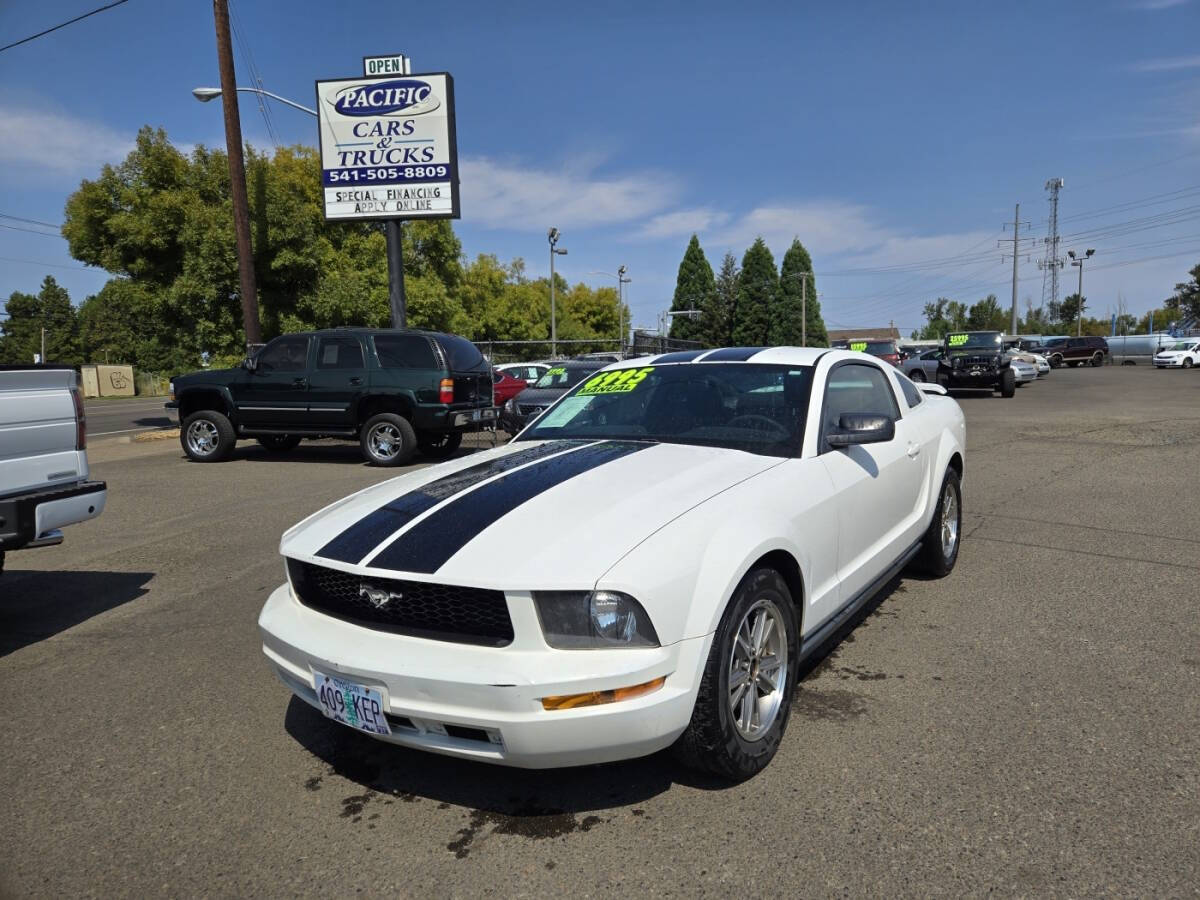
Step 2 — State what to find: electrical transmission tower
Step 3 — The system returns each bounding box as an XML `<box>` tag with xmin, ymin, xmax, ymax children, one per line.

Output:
<box><xmin>1038</xmin><ymin>178</ymin><xmax>1065</xmax><ymax>309</ymax></box>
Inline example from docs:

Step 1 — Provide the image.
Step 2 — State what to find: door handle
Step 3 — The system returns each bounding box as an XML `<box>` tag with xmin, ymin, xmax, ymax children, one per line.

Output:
<box><xmin>906</xmin><ymin>443</ymin><xmax>921</xmax><ymax>458</ymax></box>
<box><xmin>293</xmin><ymin>377</ymin><xmax>308</xmax><ymax>387</ymax></box>
<box><xmin>349</xmin><ymin>377</ymin><xmax>363</xmax><ymax>386</ymax></box>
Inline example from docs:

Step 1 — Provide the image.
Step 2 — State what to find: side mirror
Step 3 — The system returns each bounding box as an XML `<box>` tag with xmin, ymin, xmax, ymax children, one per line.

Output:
<box><xmin>918</xmin><ymin>382</ymin><xmax>948</xmax><ymax>396</ymax></box>
<box><xmin>827</xmin><ymin>413</ymin><xmax>895</xmax><ymax>448</ymax></box>
<box><xmin>243</xmin><ymin>356</ymin><xmax>258</xmax><ymax>372</ymax></box>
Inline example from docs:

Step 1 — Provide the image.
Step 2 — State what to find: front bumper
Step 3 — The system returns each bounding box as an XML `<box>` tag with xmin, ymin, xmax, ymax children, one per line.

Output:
<box><xmin>941</xmin><ymin>369</ymin><xmax>1002</xmax><ymax>388</ymax></box>
<box><xmin>1154</xmin><ymin>358</ymin><xmax>1188</xmax><ymax>368</ymax></box>
<box><xmin>0</xmin><ymin>481</ymin><xmax>107</xmax><ymax>551</ymax></box>
<box><xmin>258</xmin><ymin>582</ymin><xmax>707</xmax><ymax>768</ymax></box>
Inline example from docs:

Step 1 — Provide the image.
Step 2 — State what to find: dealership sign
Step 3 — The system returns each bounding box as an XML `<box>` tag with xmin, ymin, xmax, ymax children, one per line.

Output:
<box><xmin>315</xmin><ymin>72</ymin><xmax>459</xmax><ymax>221</ymax></box>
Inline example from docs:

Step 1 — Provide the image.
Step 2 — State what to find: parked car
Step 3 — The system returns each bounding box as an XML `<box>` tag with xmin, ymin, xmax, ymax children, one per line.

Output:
<box><xmin>491</xmin><ymin>368</ymin><xmax>528</xmax><ymax>406</ymax></box>
<box><xmin>1038</xmin><ymin>336</ymin><xmax>1108</xmax><ymax>368</ymax></box>
<box><xmin>258</xmin><ymin>347</ymin><xmax>966</xmax><ymax>778</ymax></box>
<box><xmin>496</xmin><ymin>363</ymin><xmax>550</xmax><ymax>384</ymax></box>
<box><xmin>167</xmin><ymin>328</ymin><xmax>494</xmax><ymax>467</ymax></box>
<box><xmin>1010</xmin><ymin>358</ymin><xmax>1038</xmax><ymax>385</ymax></box>
<box><xmin>0</xmin><ymin>366</ymin><xmax>107</xmax><ymax>573</ymax></box>
<box><xmin>1112</xmin><ymin>334</ymin><xmax>1185</xmax><ymax>366</ymax></box>
<box><xmin>498</xmin><ymin>361</ymin><xmax>600</xmax><ymax>434</ymax></box>
<box><xmin>1003</xmin><ymin>343</ymin><xmax>1050</xmax><ymax>376</ymax></box>
<box><xmin>1154</xmin><ymin>338</ymin><xmax>1200</xmax><ymax>369</ymax></box>
<box><xmin>848</xmin><ymin>338</ymin><xmax>902</xmax><ymax>367</ymax></box>
<box><xmin>904</xmin><ymin>348</ymin><xmax>943</xmax><ymax>382</ymax></box>
<box><xmin>936</xmin><ymin>331</ymin><xmax>1016</xmax><ymax>397</ymax></box>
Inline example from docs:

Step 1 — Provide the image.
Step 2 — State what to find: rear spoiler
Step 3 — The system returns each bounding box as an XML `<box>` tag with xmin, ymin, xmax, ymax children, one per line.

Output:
<box><xmin>917</xmin><ymin>382</ymin><xmax>948</xmax><ymax>396</ymax></box>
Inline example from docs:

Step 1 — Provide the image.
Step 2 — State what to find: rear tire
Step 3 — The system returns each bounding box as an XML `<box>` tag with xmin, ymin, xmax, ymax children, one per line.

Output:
<box><xmin>914</xmin><ymin>468</ymin><xmax>962</xmax><ymax>577</ymax></box>
<box><xmin>256</xmin><ymin>435</ymin><xmax>301</xmax><ymax>453</ymax></box>
<box><xmin>360</xmin><ymin>413</ymin><xmax>417</xmax><ymax>467</ymax></box>
<box><xmin>672</xmin><ymin>567</ymin><xmax>799</xmax><ymax>781</ymax></box>
<box><xmin>418</xmin><ymin>430</ymin><xmax>463</xmax><ymax>459</ymax></box>
<box><xmin>998</xmin><ymin>368</ymin><xmax>1016</xmax><ymax>398</ymax></box>
<box><xmin>181</xmin><ymin>410</ymin><xmax>236</xmax><ymax>462</ymax></box>
<box><xmin>1090</xmin><ymin>352</ymin><xmax>1103</xmax><ymax>367</ymax></box>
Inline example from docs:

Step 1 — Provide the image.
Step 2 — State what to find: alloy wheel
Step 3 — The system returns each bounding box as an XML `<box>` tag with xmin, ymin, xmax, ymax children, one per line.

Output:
<box><xmin>186</xmin><ymin>419</ymin><xmax>219</xmax><ymax>456</ymax></box>
<box><xmin>368</xmin><ymin>423</ymin><xmax>401</xmax><ymax>460</ymax></box>
<box><xmin>727</xmin><ymin>598</ymin><xmax>788</xmax><ymax>741</ymax></box>
<box><xmin>941</xmin><ymin>482</ymin><xmax>959</xmax><ymax>559</ymax></box>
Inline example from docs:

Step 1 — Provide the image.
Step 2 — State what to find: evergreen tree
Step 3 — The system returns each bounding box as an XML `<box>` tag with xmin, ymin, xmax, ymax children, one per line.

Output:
<box><xmin>700</xmin><ymin>252</ymin><xmax>738</xmax><ymax>348</ymax></box>
<box><xmin>0</xmin><ymin>276</ymin><xmax>81</xmax><ymax>365</ymax></box>
<box><xmin>732</xmin><ymin>238</ymin><xmax>777</xmax><ymax>346</ymax></box>
<box><xmin>774</xmin><ymin>238</ymin><xmax>827</xmax><ymax>346</ymax></box>
<box><xmin>668</xmin><ymin>234</ymin><xmax>714</xmax><ymax>343</ymax></box>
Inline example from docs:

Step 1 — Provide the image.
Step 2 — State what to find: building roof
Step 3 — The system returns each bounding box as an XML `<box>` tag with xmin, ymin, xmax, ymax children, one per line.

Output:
<box><xmin>827</xmin><ymin>327</ymin><xmax>902</xmax><ymax>342</ymax></box>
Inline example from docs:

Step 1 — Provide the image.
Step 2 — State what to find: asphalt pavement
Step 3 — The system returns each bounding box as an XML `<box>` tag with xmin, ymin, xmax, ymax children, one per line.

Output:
<box><xmin>2</xmin><ymin>366</ymin><xmax>1198</xmax><ymax>896</ymax></box>
<box><xmin>84</xmin><ymin>394</ymin><xmax>174</xmax><ymax>438</ymax></box>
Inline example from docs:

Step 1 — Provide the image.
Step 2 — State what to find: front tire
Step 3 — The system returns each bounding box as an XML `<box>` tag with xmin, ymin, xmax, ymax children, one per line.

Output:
<box><xmin>914</xmin><ymin>468</ymin><xmax>962</xmax><ymax>577</ymax></box>
<box><xmin>1183</xmin><ymin>358</ymin><xmax>1194</xmax><ymax>369</ymax></box>
<box><xmin>672</xmin><ymin>567</ymin><xmax>799</xmax><ymax>781</ymax></box>
<box><xmin>181</xmin><ymin>410</ymin><xmax>236</xmax><ymax>462</ymax></box>
<box><xmin>1090</xmin><ymin>352</ymin><xmax>1104</xmax><ymax>367</ymax></box>
<box><xmin>998</xmin><ymin>368</ymin><xmax>1016</xmax><ymax>398</ymax></box>
<box><xmin>360</xmin><ymin>413</ymin><xmax>417</xmax><ymax>467</ymax></box>
<box><xmin>1050</xmin><ymin>354</ymin><xmax>1063</xmax><ymax>369</ymax></box>
<box><xmin>418</xmin><ymin>430</ymin><xmax>463</xmax><ymax>459</ymax></box>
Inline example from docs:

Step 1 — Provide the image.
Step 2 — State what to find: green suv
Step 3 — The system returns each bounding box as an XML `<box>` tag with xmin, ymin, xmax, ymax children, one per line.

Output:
<box><xmin>167</xmin><ymin>329</ymin><xmax>494</xmax><ymax>466</ymax></box>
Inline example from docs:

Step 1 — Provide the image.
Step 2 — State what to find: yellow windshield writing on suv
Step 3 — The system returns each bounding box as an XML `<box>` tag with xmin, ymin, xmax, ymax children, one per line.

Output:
<box><xmin>947</xmin><ymin>334</ymin><xmax>970</xmax><ymax>347</ymax></box>
<box><xmin>849</xmin><ymin>341</ymin><xmax>867</xmax><ymax>352</ymax></box>
<box><xmin>578</xmin><ymin>367</ymin><xmax>655</xmax><ymax>396</ymax></box>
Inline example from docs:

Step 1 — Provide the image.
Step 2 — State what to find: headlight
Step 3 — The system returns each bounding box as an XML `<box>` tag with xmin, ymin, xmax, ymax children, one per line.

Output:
<box><xmin>533</xmin><ymin>591</ymin><xmax>660</xmax><ymax>649</ymax></box>
<box><xmin>168</xmin><ymin>381</ymin><xmax>175</xmax><ymax>402</ymax></box>
<box><xmin>505</xmin><ymin>397</ymin><xmax>517</xmax><ymax>412</ymax></box>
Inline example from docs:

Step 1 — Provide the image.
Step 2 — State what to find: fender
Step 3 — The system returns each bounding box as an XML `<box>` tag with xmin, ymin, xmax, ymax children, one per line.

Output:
<box><xmin>177</xmin><ymin>384</ymin><xmax>237</xmax><ymax>419</ymax></box>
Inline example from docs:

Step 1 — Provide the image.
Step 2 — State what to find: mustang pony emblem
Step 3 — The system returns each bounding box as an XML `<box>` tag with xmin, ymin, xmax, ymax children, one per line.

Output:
<box><xmin>359</xmin><ymin>584</ymin><xmax>402</xmax><ymax>609</ymax></box>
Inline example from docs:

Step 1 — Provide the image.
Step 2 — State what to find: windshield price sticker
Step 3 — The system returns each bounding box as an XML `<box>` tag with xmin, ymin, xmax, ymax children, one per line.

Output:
<box><xmin>948</xmin><ymin>334</ymin><xmax>970</xmax><ymax>347</ymax></box>
<box><xmin>545</xmin><ymin>367</ymin><xmax>566</xmax><ymax>377</ymax></box>
<box><xmin>849</xmin><ymin>341</ymin><xmax>867</xmax><ymax>352</ymax></box>
<box><xmin>578</xmin><ymin>367</ymin><xmax>655</xmax><ymax>396</ymax></box>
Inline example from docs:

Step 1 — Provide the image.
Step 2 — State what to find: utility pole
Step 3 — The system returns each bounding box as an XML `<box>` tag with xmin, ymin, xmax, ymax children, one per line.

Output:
<box><xmin>998</xmin><ymin>204</ymin><xmax>1029</xmax><ymax>335</ymax></box>
<box><xmin>618</xmin><ymin>265</ymin><xmax>630</xmax><ymax>356</ymax></box>
<box><xmin>386</xmin><ymin>221</ymin><xmax>405</xmax><ymax>327</ymax></box>
<box><xmin>801</xmin><ymin>273</ymin><xmax>808</xmax><ymax>347</ymax></box>
<box><xmin>547</xmin><ymin>229</ymin><xmax>567</xmax><ymax>357</ymax></box>
<box><xmin>1068</xmin><ymin>248</ymin><xmax>1095</xmax><ymax>337</ymax></box>
<box><xmin>212</xmin><ymin>0</ymin><xmax>260</xmax><ymax>348</ymax></box>
<box><xmin>41</xmin><ymin>327</ymin><xmax>45</xmax><ymax>364</ymax></box>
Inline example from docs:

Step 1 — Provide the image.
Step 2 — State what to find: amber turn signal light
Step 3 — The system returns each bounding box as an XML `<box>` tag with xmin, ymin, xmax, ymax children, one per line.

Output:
<box><xmin>540</xmin><ymin>676</ymin><xmax>666</xmax><ymax>711</ymax></box>
<box><xmin>439</xmin><ymin>378</ymin><xmax>454</xmax><ymax>404</ymax></box>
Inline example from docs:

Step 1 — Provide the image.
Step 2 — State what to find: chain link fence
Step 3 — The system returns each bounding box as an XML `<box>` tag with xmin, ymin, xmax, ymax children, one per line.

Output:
<box><xmin>474</xmin><ymin>333</ymin><xmax>702</xmax><ymax>364</ymax></box>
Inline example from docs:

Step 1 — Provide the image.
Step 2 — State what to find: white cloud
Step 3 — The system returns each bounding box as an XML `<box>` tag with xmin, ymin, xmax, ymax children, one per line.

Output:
<box><xmin>459</xmin><ymin>156</ymin><xmax>680</xmax><ymax>230</ymax></box>
<box><xmin>704</xmin><ymin>201</ymin><xmax>893</xmax><ymax>258</ymax></box>
<box><xmin>1128</xmin><ymin>55</ymin><xmax>1200</xmax><ymax>72</ymax></box>
<box><xmin>0</xmin><ymin>104</ymin><xmax>132</xmax><ymax>176</ymax></box>
<box><xmin>635</xmin><ymin>207</ymin><xmax>730</xmax><ymax>239</ymax></box>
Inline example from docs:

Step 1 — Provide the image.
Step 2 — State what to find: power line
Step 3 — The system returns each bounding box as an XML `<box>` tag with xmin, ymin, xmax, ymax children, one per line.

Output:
<box><xmin>0</xmin><ymin>0</ymin><xmax>131</xmax><ymax>54</ymax></box>
<box><xmin>0</xmin><ymin>222</ymin><xmax>63</xmax><ymax>237</ymax></box>
<box><xmin>0</xmin><ymin>212</ymin><xmax>63</xmax><ymax>230</ymax></box>
<box><xmin>0</xmin><ymin>255</ymin><xmax>90</xmax><ymax>271</ymax></box>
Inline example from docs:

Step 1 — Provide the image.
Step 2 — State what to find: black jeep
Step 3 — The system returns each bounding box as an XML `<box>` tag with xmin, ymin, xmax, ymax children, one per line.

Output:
<box><xmin>167</xmin><ymin>328</ymin><xmax>494</xmax><ymax>466</ymax></box>
<box><xmin>935</xmin><ymin>330</ymin><xmax>1016</xmax><ymax>398</ymax></box>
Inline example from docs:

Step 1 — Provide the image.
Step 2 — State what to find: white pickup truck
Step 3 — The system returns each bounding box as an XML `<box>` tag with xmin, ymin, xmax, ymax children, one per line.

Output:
<box><xmin>0</xmin><ymin>366</ymin><xmax>107</xmax><ymax>573</ymax></box>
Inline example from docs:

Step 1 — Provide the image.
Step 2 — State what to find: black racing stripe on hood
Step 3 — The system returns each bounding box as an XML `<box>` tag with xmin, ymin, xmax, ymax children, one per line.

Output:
<box><xmin>651</xmin><ymin>349</ymin><xmax>707</xmax><ymax>363</ymax></box>
<box><xmin>368</xmin><ymin>441</ymin><xmax>651</xmax><ymax>574</ymax></box>
<box><xmin>701</xmin><ymin>347</ymin><xmax>769</xmax><ymax>361</ymax></box>
<box><xmin>316</xmin><ymin>441</ymin><xmax>591</xmax><ymax>563</ymax></box>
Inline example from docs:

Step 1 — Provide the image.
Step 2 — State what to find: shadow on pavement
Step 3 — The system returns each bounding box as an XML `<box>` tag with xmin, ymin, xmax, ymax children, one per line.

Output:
<box><xmin>0</xmin><ymin>568</ymin><xmax>154</xmax><ymax>656</ymax></box>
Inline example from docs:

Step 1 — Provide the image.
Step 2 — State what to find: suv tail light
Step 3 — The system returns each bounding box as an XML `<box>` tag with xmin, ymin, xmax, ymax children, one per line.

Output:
<box><xmin>71</xmin><ymin>387</ymin><xmax>86</xmax><ymax>450</ymax></box>
<box><xmin>439</xmin><ymin>378</ymin><xmax>454</xmax><ymax>404</ymax></box>
<box><xmin>882</xmin><ymin>353</ymin><xmax>900</xmax><ymax>366</ymax></box>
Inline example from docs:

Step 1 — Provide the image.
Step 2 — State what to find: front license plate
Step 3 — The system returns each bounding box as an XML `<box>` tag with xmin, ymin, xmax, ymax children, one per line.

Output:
<box><xmin>313</xmin><ymin>671</ymin><xmax>391</xmax><ymax>736</ymax></box>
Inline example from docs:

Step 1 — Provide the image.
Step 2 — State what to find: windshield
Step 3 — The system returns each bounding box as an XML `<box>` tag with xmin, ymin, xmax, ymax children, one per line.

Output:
<box><xmin>849</xmin><ymin>340</ymin><xmax>896</xmax><ymax>354</ymax></box>
<box><xmin>532</xmin><ymin>366</ymin><xmax>597</xmax><ymax>390</ymax></box>
<box><xmin>518</xmin><ymin>363</ymin><xmax>813</xmax><ymax>457</ymax></box>
<box><xmin>1170</xmin><ymin>341</ymin><xmax>1197</xmax><ymax>351</ymax></box>
<box><xmin>946</xmin><ymin>332</ymin><xmax>1001</xmax><ymax>351</ymax></box>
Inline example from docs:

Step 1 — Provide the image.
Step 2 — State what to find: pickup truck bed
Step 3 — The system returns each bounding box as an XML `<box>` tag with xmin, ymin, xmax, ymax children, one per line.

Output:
<box><xmin>0</xmin><ymin>366</ymin><xmax>106</xmax><ymax>564</ymax></box>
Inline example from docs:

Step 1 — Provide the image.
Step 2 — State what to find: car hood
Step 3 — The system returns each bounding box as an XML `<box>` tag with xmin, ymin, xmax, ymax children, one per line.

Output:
<box><xmin>280</xmin><ymin>439</ymin><xmax>782</xmax><ymax>589</ymax></box>
<box><xmin>510</xmin><ymin>387</ymin><xmax>568</xmax><ymax>407</ymax></box>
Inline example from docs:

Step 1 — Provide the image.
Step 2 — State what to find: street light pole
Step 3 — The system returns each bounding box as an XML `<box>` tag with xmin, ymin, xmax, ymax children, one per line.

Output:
<box><xmin>1068</xmin><ymin>248</ymin><xmax>1095</xmax><ymax>337</ymax></box>
<box><xmin>618</xmin><ymin>265</ymin><xmax>631</xmax><ymax>357</ymax></box>
<box><xmin>211</xmin><ymin>0</ymin><xmax>260</xmax><ymax>349</ymax></box>
<box><xmin>192</xmin><ymin>86</ymin><xmax>316</xmax><ymax>116</ymax></box>
<box><xmin>548</xmin><ymin>228</ymin><xmax>567</xmax><ymax>357</ymax></box>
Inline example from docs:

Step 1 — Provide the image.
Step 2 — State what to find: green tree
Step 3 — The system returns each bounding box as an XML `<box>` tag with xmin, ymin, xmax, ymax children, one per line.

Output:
<box><xmin>668</xmin><ymin>235</ymin><xmax>714</xmax><ymax>343</ymax></box>
<box><xmin>0</xmin><ymin>276</ymin><xmax>81</xmax><ymax>365</ymax></box>
<box><xmin>1060</xmin><ymin>293</ymin><xmax>1086</xmax><ymax>328</ymax></box>
<box><xmin>774</xmin><ymin>238</ymin><xmax>827</xmax><ymax>346</ymax></box>
<box><xmin>699</xmin><ymin>252</ymin><xmax>738</xmax><ymax>348</ymax></box>
<box><xmin>916</xmin><ymin>297</ymin><xmax>969</xmax><ymax>340</ymax></box>
<box><xmin>1164</xmin><ymin>262</ymin><xmax>1200</xmax><ymax>323</ymax></box>
<box><xmin>732</xmin><ymin>238</ymin><xmax>777</xmax><ymax>346</ymax></box>
<box><xmin>78</xmin><ymin>279</ymin><xmax>192</xmax><ymax>372</ymax></box>
<box><xmin>966</xmin><ymin>294</ymin><xmax>1007</xmax><ymax>331</ymax></box>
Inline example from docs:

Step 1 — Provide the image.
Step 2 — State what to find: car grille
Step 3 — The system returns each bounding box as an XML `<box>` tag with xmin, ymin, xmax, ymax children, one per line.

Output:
<box><xmin>518</xmin><ymin>404</ymin><xmax>545</xmax><ymax>416</ymax></box>
<box><xmin>286</xmin><ymin>559</ymin><xmax>514</xmax><ymax>647</ymax></box>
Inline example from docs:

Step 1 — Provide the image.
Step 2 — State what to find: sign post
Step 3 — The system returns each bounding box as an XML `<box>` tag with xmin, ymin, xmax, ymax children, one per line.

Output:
<box><xmin>315</xmin><ymin>64</ymin><xmax>459</xmax><ymax>328</ymax></box>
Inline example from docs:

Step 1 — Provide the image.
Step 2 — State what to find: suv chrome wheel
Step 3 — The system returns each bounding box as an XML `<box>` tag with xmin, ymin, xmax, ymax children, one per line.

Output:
<box><xmin>940</xmin><ymin>482</ymin><xmax>959</xmax><ymax>558</ymax></box>
<box><xmin>367</xmin><ymin>422</ymin><xmax>403</xmax><ymax>460</ymax></box>
<box><xmin>728</xmin><ymin>598</ymin><xmax>788</xmax><ymax>741</ymax></box>
<box><xmin>186</xmin><ymin>419</ymin><xmax>219</xmax><ymax>456</ymax></box>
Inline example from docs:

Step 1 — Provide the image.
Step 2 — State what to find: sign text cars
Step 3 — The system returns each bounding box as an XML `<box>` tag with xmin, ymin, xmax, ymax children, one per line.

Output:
<box><xmin>315</xmin><ymin>72</ymin><xmax>460</xmax><ymax>221</ymax></box>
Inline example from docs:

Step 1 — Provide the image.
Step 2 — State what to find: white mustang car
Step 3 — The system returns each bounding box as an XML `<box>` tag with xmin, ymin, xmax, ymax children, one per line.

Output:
<box><xmin>259</xmin><ymin>348</ymin><xmax>966</xmax><ymax>779</ymax></box>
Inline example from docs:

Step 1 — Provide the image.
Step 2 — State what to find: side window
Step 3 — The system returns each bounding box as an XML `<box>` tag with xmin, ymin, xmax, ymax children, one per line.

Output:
<box><xmin>257</xmin><ymin>336</ymin><xmax>310</xmax><ymax>373</ymax></box>
<box><xmin>822</xmin><ymin>363</ymin><xmax>901</xmax><ymax>439</ymax></box>
<box><xmin>316</xmin><ymin>336</ymin><xmax>364</xmax><ymax>370</ymax></box>
<box><xmin>373</xmin><ymin>335</ymin><xmax>437</xmax><ymax>369</ymax></box>
<box><xmin>893</xmin><ymin>371</ymin><xmax>923</xmax><ymax>408</ymax></box>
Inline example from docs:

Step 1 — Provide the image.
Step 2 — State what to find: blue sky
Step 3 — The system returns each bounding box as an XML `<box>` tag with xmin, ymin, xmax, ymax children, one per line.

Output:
<box><xmin>2</xmin><ymin>0</ymin><xmax>1198</xmax><ymax>335</ymax></box>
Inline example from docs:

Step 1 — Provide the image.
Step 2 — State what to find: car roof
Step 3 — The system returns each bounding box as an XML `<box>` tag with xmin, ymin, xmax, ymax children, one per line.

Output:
<box><xmin>596</xmin><ymin>346</ymin><xmax>849</xmax><ymax>370</ymax></box>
